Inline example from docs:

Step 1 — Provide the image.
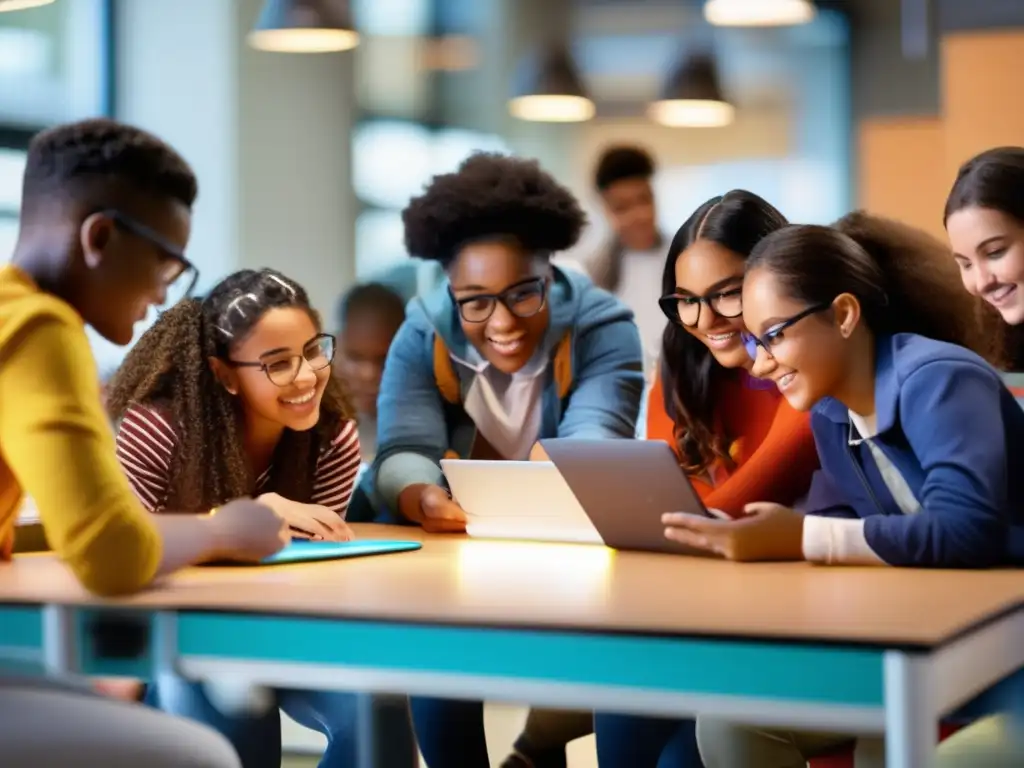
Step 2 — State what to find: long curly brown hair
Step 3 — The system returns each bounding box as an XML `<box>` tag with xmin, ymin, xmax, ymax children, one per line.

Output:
<box><xmin>107</xmin><ymin>269</ymin><xmax>355</xmax><ymax>513</ymax></box>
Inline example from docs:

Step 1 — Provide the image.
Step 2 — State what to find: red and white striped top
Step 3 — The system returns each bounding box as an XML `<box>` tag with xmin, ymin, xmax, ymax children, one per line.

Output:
<box><xmin>115</xmin><ymin>403</ymin><xmax>361</xmax><ymax>517</ymax></box>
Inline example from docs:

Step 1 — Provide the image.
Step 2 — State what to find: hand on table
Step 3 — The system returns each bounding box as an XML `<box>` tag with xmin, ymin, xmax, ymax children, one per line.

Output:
<box><xmin>209</xmin><ymin>498</ymin><xmax>290</xmax><ymax>562</ymax></box>
<box><xmin>662</xmin><ymin>502</ymin><xmax>805</xmax><ymax>562</ymax></box>
<box><xmin>257</xmin><ymin>492</ymin><xmax>354</xmax><ymax>542</ymax></box>
<box><xmin>419</xmin><ymin>484</ymin><xmax>467</xmax><ymax>534</ymax></box>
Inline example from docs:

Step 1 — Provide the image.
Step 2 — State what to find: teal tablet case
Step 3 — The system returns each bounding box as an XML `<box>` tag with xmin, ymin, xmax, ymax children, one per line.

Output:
<box><xmin>206</xmin><ymin>540</ymin><xmax>422</xmax><ymax>566</ymax></box>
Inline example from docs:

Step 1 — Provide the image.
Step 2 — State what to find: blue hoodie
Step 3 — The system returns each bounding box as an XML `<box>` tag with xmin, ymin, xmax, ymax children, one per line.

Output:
<box><xmin>802</xmin><ymin>333</ymin><xmax>1024</xmax><ymax>568</ymax></box>
<box><xmin>364</xmin><ymin>267</ymin><xmax>645</xmax><ymax>518</ymax></box>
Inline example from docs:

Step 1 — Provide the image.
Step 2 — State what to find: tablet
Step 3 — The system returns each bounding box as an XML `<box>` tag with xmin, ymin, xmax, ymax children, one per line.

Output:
<box><xmin>204</xmin><ymin>539</ymin><xmax>422</xmax><ymax>567</ymax></box>
<box><xmin>539</xmin><ymin>438</ymin><xmax>715</xmax><ymax>555</ymax></box>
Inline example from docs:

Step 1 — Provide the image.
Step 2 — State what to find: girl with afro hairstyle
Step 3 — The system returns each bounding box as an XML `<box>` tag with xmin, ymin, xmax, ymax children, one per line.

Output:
<box><xmin>363</xmin><ymin>152</ymin><xmax>644</xmax><ymax>767</ymax></box>
<box><xmin>107</xmin><ymin>268</ymin><xmax>417</xmax><ymax>768</ymax></box>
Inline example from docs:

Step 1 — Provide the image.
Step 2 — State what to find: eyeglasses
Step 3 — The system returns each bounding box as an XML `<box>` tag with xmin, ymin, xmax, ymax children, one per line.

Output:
<box><xmin>101</xmin><ymin>209</ymin><xmax>199</xmax><ymax>307</ymax></box>
<box><xmin>227</xmin><ymin>333</ymin><xmax>336</xmax><ymax>387</ymax></box>
<box><xmin>658</xmin><ymin>287</ymin><xmax>743</xmax><ymax>327</ymax></box>
<box><xmin>451</xmin><ymin>277</ymin><xmax>547</xmax><ymax>323</ymax></box>
<box><xmin>741</xmin><ymin>303</ymin><xmax>832</xmax><ymax>360</ymax></box>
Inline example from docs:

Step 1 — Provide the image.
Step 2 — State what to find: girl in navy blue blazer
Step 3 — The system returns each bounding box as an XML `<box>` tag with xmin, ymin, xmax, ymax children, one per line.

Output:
<box><xmin>665</xmin><ymin>213</ymin><xmax>1024</xmax><ymax>767</ymax></box>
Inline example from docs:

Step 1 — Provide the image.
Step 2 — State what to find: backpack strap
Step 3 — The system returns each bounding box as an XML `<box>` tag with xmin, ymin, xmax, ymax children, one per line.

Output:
<box><xmin>433</xmin><ymin>330</ymin><xmax>574</xmax><ymax>405</ymax></box>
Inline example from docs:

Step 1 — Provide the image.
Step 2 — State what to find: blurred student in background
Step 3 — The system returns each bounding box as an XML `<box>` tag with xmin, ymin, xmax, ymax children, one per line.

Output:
<box><xmin>0</xmin><ymin>117</ymin><xmax>291</xmax><ymax>767</ymax></box>
<box><xmin>584</xmin><ymin>145</ymin><xmax>667</xmax><ymax>376</ymax></box>
<box><xmin>366</xmin><ymin>151</ymin><xmax>644</xmax><ymax>767</ymax></box>
<box><xmin>593</xmin><ymin>190</ymin><xmax>818</xmax><ymax>768</ymax></box>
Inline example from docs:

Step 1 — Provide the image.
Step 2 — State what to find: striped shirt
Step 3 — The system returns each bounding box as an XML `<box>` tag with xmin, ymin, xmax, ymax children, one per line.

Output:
<box><xmin>115</xmin><ymin>403</ymin><xmax>361</xmax><ymax>517</ymax></box>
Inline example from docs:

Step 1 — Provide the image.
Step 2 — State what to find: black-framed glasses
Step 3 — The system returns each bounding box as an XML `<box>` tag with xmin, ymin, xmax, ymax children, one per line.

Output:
<box><xmin>741</xmin><ymin>302</ymin><xmax>832</xmax><ymax>360</ymax></box>
<box><xmin>227</xmin><ymin>333</ymin><xmax>336</xmax><ymax>387</ymax></box>
<box><xmin>451</xmin><ymin>277</ymin><xmax>547</xmax><ymax>324</ymax></box>
<box><xmin>658</xmin><ymin>287</ymin><xmax>743</xmax><ymax>327</ymax></box>
<box><xmin>100</xmin><ymin>209</ymin><xmax>199</xmax><ymax>307</ymax></box>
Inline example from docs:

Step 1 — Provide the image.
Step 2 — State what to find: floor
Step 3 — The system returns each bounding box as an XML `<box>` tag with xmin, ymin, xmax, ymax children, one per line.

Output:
<box><xmin>279</xmin><ymin>703</ymin><xmax>599</xmax><ymax>768</ymax></box>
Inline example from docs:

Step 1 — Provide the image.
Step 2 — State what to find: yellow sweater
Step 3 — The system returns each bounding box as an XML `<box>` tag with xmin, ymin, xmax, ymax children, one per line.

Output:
<box><xmin>0</xmin><ymin>265</ymin><xmax>161</xmax><ymax>595</ymax></box>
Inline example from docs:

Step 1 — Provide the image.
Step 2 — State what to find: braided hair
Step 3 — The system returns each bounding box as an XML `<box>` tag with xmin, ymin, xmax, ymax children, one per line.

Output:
<box><xmin>107</xmin><ymin>269</ymin><xmax>354</xmax><ymax>513</ymax></box>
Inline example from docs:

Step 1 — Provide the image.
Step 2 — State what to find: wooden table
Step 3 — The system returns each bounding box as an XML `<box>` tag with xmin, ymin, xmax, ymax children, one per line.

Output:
<box><xmin>1</xmin><ymin>524</ymin><xmax>1022</xmax><ymax>767</ymax></box>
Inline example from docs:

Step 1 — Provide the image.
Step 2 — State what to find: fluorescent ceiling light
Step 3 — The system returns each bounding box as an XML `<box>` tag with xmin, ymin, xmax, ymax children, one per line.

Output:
<box><xmin>704</xmin><ymin>0</ymin><xmax>815</xmax><ymax>27</ymax></box>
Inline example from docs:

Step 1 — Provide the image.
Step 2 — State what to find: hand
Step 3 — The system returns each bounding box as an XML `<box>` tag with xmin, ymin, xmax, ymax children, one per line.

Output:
<box><xmin>208</xmin><ymin>498</ymin><xmax>289</xmax><ymax>562</ymax></box>
<box><xmin>419</xmin><ymin>484</ymin><xmax>467</xmax><ymax>534</ymax></box>
<box><xmin>257</xmin><ymin>493</ymin><xmax>354</xmax><ymax>542</ymax></box>
<box><xmin>661</xmin><ymin>502</ymin><xmax>806</xmax><ymax>562</ymax></box>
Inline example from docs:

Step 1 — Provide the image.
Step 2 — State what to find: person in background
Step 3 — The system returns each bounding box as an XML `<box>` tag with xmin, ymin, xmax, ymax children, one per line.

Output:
<box><xmin>367</xmin><ymin>151</ymin><xmax>644</xmax><ymax>767</ymax></box>
<box><xmin>933</xmin><ymin>145</ymin><xmax>1024</xmax><ymax>768</ymax></box>
<box><xmin>0</xmin><ymin>118</ymin><xmax>290</xmax><ymax>766</ymax></box>
<box><xmin>334</xmin><ymin>282</ymin><xmax>406</xmax><ymax>465</ymax></box>
<box><xmin>584</xmin><ymin>145</ymin><xmax>667</xmax><ymax>376</ymax></box>
<box><xmin>672</xmin><ymin>213</ymin><xmax>1023</xmax><ymax>767</ymax></box>
<box><xmin>593</xmin><ymin>191</ymin><xmax>819</xmax><ymax>768</ymax></box>
<box><xmin>105</xmin><ymin>268</ymin><xmax>407</xmax><ymax>768</ymax></box>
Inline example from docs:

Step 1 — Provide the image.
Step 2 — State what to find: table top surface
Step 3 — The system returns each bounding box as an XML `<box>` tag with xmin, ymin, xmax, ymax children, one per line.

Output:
<box><xmin>2</xmin><ymin>525</ymin><xmax>1021</xmax><ymax>648</ymax></box>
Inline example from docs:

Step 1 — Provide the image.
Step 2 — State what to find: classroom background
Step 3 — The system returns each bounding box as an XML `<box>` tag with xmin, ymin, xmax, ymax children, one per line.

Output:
<box><xmin>1</xmin><ymin>0</ymin><xmax>1022</xmax><ymax>765</ymax></box>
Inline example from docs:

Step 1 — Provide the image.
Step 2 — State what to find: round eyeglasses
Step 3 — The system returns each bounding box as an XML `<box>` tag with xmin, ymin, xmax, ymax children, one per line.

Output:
<box><xmin>658</xmin><ymin>288</ymin><xmax>743</xmax><ymax>327</ymax></box>
<box><xmin>452</xmin><ymin>278</ymin><xmax>547</xmax><ymax>323</ymax></box>
<box><xmin>227</xmin><ymin>333</ymin><xmax>335</xmax><ymax>387</ymax></box>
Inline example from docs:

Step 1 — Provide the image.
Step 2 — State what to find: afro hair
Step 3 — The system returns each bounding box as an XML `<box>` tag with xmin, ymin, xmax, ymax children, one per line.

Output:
<box><xmin>402</xmin><ymin>152</ymin><xmax>586</xmax><ymax>266</ymax></box>
<box><xmin>594</xmin><ymin>145</ymin><xmax>655</xmax><ymax>190</ymax></box>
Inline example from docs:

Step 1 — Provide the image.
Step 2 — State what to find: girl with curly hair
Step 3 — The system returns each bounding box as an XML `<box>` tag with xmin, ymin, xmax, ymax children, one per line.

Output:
<box><xmin>363</xmin><ymin>152</ymin><xmax>645</xmax><ymax>766</ymax></box>
<box><xmin>106</xmin><ymin>269</ymin><xmax>415</xmax><ymax>768</ymax></box>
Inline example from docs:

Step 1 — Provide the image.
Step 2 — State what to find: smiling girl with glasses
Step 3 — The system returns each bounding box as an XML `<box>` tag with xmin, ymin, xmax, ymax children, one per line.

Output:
<box><xmin>682</xmin><ymin>213</ymin><xmax>1024</xmax><ymax>768</ymax></box>
<box><xmin>104</xmin><ymin>268</ymin><xmax>401</xmax><ymax>768</ymax></box>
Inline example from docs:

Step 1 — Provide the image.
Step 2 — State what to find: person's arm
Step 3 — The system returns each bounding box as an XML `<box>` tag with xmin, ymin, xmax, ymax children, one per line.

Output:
<box><xmin>645</xmin><ymin>372</ymin><xmax>677</xmax><ymax>445</ymax></box>
<box><xmin>703</xmin><ymin>400</ymin><xmax>819</xmax><ymax>516</ymax></box>
<box><xmin>0</xmin><ymin>316</ymin><xmax>230</xmax><ymax>595</ymax></box>
<box><xmin>803</xmin><ymin>362</ymin><xmax>1010</xmax><ymax>568</ymax></box>
<box><xmin>556</xmin><ymin>315</ymin><xmax>645</xmax><ymax>440</ymax></box>
<box><xmin>310</xmin><ymin>419</ymin><xmax>362</xmax><ymax>516</ymax></box>
<box><xmin>370</xmin><ymin>321</ymin><xmax>449</xmax><ymax>520</ymax></box>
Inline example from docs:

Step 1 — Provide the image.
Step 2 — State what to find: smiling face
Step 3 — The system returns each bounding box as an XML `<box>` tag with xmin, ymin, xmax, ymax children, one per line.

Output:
<box><xmin>742</xmin><ymin>267</ymin><xmax>853</xmax><ymax>412</ymax></box>
<box><xmin>946</xmin><ymin>205</ymin><xmax>1024</xmax><ymax>325</ymax></box>
<box><xmin>448</xmin><ymin>240</ymin><xmax>551</xmax><ymax>374</ymax></box>
<box><xmin>673</xmin><ymin>239</ymin><xmax>750</xmax><ymax>369</ymax></box>
<box><xmin>213</xmin><ymin>307</ymin><xmax>332</xmax><ymax>433</ymax></box>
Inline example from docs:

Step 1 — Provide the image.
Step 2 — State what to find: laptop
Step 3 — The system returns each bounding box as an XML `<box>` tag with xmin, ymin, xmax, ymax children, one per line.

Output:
<box><xmin>441</xmin><ymin>439</ymin><xmax>714</xmax><ymax>555</ymax></box>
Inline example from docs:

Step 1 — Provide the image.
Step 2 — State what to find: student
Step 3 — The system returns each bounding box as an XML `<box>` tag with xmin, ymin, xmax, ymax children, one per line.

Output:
<box><xmin>367</xmin><ymin>152</ymin><xmax>644</xmax><ymax>766</ymax></box>
<box><xmin>934</xmin><ymin>146</ymin><xmax>1024</xmax><ymax>767</ymax></box>
<box><xmin>333</xmin><ymin>282</ymin><xmax>406</xmax><ymax>465</ymax></box>
<box><xmin>105</xmin><ymin>268</ymin><xmax>414</xmax><ymax>768</ymax></box>
<box><xmin>583</xmin><ymin>145</ymin><xmax>667</xmax><ymax>374</ymax></box>
<box><xmin>592</xmin><ymin>190</ymin><xmax>819</xmax><ymax>768</ymax></box>
<box><xmin>667</xmin><ymin>213</ymin><xmax>1024</xmax><ymax>767</ymax></box>
<box><xmin>0</xmin><ymin>118</ymin><xmax>290</xmax><ymax>766</ymax></box>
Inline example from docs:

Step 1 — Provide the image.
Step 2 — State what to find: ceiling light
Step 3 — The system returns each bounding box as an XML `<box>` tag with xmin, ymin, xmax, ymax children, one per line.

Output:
<box><xmin>509</xmin><ymin>44</ymin><xmax>595</xmax><ymax>123</ymax></box>
<box><xmin>248</xmin><ymin>0</ymin><xmax>358</xmax><ymax>53</ymax></box>
<box><xmin>0</xmin><ymin>0</ymin><xmax>56</xmax><ymax>11</ymax></box>
<box><xmin>649</xmin><ymin>53</ymin><xmax>734</xmax><ymax>128</ymax></box>
<box><xmin>704</xmin><ymin>0</ymin><xmax>815</xmax><ymax>27</ymax></box>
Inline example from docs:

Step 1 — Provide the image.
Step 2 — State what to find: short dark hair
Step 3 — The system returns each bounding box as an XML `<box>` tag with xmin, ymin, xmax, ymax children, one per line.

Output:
<box><xmin>945</xmin><ymin>146</ymin><xmax>1024</xmax><ymax>225</ymax></box>
<box><xmin>594</xmin><ymin>145</ymin><xmax>655</xmax><ymax>191</ymax></box>
<box><xmin>402</xmin><ymin>152</ymin><xmax>586</xmax><ymax>267</ymax></box>
<box><xmin>21</xmin><ymin>118</ymin><xmax>198</xmax><ymax>215</ymax></box>
<box><xmin>336</xmin><ymin>282</ymin><xmax>405</xmax><ymax>331</ymax></box>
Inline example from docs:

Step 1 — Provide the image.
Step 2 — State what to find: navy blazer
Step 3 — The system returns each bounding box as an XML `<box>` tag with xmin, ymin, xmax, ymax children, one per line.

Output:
<box><xmin>803</xmin><ymin>333</ymin><xmax>1024</xmax><ymax>567</ymax></box>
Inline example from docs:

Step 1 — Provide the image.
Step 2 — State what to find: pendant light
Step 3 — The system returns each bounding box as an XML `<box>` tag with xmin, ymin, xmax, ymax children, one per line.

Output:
<box><xmin>704</xmin><ymin>0</ymin><xmax>815</xmax><ymax>27</ymax></box>
<box><xmin>648</xmin><ymin>53</ymin><xmax>734</xmax><ymax>128</ymax></box>
<box><xmin>509</xmin><ymin>44</ymin><xmax>595</xmax><ymax>123</ymax></box>
<box><xmin>248</xmin><ymin>0</ymin><xmax>358</xmax><ymax>53</ymax></box>
<box><xmin>0</xmin><ymin>0</ymin><xmax>56</xmax><ymax>11</ymax></box>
